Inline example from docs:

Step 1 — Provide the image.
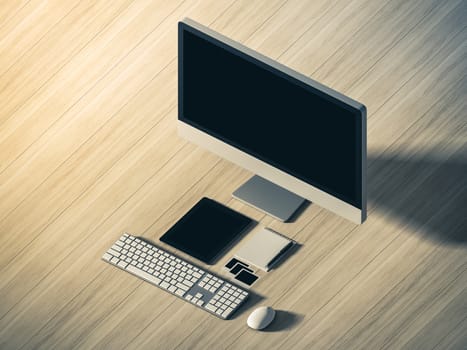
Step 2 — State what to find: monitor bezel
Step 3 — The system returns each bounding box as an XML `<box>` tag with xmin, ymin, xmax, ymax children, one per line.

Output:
<box><xmin>178</xmin><ymin>18</ymin><xmax>367</xmax><ymax>224</ymax></box>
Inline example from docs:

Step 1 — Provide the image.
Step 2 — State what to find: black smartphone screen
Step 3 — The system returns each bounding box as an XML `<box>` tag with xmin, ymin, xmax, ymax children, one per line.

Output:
<box><xmin>231</xmin><ymin>263</ymin><xmax>253</xmax><ymax>275</ymax></box>
<box><xmin>235</xmin><ymin>269</ymin><xmax>259</xmax><ymax>286</ymax></box>
<box><xmin>225</xmin><ymin>257</ymin><xmax>246</xmax><ymax>269</ymax></box>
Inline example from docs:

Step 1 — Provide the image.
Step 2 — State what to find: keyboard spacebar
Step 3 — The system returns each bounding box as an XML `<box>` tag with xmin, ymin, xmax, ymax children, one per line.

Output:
<box><xmin>127</xmin><ymin>265</ymin><xmax>161</xmax><ymax>286</ymax></box>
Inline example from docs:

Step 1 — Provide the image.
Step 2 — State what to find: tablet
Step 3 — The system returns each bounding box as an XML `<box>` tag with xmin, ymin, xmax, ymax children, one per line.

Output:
<box><xmin>160</xmin><ymin>197</ymin><xmax>253</xmax><ymax>264</ymax></box>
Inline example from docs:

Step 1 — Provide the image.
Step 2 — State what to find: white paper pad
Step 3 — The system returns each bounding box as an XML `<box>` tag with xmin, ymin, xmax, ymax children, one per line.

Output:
<box><xmin>234</xmin><ymin>227</ymin><xmax>294</xmax><ymax>271</ymax></box>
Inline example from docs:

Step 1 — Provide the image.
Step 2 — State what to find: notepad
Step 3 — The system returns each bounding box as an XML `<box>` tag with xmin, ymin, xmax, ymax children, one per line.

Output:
<box><xmin>234</xmin><ymin>227</ymin><xmax>294</xmax><ymax>271</ymax></box>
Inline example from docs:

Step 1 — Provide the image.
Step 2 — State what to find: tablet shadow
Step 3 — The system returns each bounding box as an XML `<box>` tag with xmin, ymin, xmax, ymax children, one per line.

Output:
<box><xmin>368</xmin><ymin>150</ymin><xmax>467</xmax><ymax>244</ymax></box>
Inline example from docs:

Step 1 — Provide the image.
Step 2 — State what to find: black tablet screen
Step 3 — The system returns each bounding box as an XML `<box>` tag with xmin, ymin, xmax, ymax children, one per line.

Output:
<box><xmin>160</xmin><ymin>198</ymin><xmax>253</xmax><ymax>264</ymax></box>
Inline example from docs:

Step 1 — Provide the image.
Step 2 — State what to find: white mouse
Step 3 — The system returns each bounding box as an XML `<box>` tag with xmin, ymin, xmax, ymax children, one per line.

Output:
<box><xmin>247</xmin><ymin>306</ymin><xmax>276</xmax><ymax>330</ymax></box>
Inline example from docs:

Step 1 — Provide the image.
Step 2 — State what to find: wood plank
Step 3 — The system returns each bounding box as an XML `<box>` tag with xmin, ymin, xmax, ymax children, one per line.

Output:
<box><xmin>0</xmin><ymin>0</ymin><xmax>189</xmax><ymax>261</ymax></box>
<box><xmin>331</xmin><ymin>248</ymin><xmax>467</xmax><ymax>349</ymax></box>
<box><xmin>0</xmin><ymin>0</ymin><xmax>465</xmax><ymax>349</ymax></box>
<box><xmin>400</xmin><ymin>275</ymin><xmax>467</xmax><ymax>350</ymax></box>
<box><xmin>432</xmin><ymin>316</ymin><xmax>467</xmax><ymax>350</ymax></box>
<box><xmin>0</xmin><ymin>0</ymin><xmax>82</xmax><ymax>77</ymax></box>
<box><xmin>0</xmin><ymin>1</ymin><xmax>234</xmax><ymax>348</ymax></box>
<box><xmin>0</xmin><ymin>0</ymin><xmax>176</xmax><ymax>179</ymax></box>
<box><xmin>0</xmin><ymin>1</ymin><xmax>36</xmax><ymax>46</ymax></box>
<box><xmin>0</xmin><ymin>0</ymin><xmax>132</xmax><ymax>124</ymax></box>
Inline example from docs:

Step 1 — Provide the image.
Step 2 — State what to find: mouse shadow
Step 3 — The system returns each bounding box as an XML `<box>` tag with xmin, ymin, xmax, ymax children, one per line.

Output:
<box><xmin>368</xmin><ymin>149</ymin><xmax>467</xmax><ymax>244</ymax></box>
<box><xmin>261</xmin><ymin>310</ymin><xmax>305</xmax><ymax>332</ymax></box>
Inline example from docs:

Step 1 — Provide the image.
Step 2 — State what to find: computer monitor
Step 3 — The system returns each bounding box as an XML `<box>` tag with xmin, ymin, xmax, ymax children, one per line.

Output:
<box><xmin>178</xmin><ymin>18</ymin><xmax>367</xmax><ymax>224</ymax></box>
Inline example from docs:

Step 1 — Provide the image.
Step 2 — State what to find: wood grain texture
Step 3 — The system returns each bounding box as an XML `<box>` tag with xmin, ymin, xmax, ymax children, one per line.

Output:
<box><xmin>0</xmin><ymin>0</ymin><xmax>466</xmax><ymax>349</ymax></box>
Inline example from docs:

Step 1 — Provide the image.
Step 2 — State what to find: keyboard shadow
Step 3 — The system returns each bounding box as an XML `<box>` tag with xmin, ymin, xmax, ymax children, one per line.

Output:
<box><xmin>229</xmin><ymin>291</ymin><xmax>265</xmax><ymax>320</ymax></box>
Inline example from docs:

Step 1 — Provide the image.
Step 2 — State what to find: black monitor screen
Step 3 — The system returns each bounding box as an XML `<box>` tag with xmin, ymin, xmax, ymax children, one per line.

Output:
<box><xmin>179</xmin><ymin>22</ymin><xmax>363</xmax><ymax>208</ymax></box>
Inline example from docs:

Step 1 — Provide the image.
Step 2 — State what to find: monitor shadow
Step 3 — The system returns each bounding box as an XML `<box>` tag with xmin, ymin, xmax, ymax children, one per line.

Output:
<box><xmin>367</xmin><ymin>150</ymin><xmax>467</xmax><ymax>244</ymax></box>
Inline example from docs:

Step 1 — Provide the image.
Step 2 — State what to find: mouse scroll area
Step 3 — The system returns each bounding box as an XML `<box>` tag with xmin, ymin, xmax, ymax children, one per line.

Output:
<box><xmin>247</xmin><ymin>306</ymin><xmax>276</xmax><ymax>330</ymax></box>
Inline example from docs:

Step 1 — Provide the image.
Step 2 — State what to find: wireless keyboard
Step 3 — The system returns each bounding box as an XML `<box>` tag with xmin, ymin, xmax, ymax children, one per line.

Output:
<box><xmin>102</xmin><ymin>233</ymin><xmax>249</xmax><ymax>319</ymax></box>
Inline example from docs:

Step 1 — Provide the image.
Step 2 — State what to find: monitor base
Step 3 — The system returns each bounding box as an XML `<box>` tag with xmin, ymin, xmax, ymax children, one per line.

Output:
<box><xmin>232</xmin><ymin>175</ymin><xmax>306</xmax><ymax>222</ymax></box>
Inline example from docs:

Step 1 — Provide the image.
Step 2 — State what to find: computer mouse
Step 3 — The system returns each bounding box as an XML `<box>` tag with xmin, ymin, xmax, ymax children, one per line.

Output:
<box><xmin>247</xmin><ymin>306</ymin><xmax>276</xmax><ymax>330</ymax></box>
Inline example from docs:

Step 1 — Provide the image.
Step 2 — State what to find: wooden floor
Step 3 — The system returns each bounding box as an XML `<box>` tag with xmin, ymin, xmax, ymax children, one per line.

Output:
<box><xmin>0</xmin><ymin>0</ymin><xmax>466</xmax><ymax>349</ymax></box>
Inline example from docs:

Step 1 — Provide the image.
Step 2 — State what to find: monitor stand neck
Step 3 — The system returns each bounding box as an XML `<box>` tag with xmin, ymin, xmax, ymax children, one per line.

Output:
<box><xmin>232</xmin><ymin>175</ymin><xmax>306</xmax><ymax>222</ymax></box>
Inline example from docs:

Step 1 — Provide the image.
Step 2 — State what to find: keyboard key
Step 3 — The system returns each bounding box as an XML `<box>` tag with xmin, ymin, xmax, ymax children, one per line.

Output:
<box><xmin>222</xmin><ymin>307</ymin><xmax>234</xmax><ymax>318</ymax></box>
<box><xmin>176</xmin><ymin>283</ymin><xmax>189</xmax><ymax>291</ymax></box>
<box><xmin>117</xmin><ymin>261</ymin><xmax>128</xmax><ymax>269</ymax></box>
<box><xmin>206</xmin><ymin>304</ymin><xmax>217</xmax><ymax>312</ymax></box>
<box><xmin>183</xmin><ymin>280</ymin><xmax>194</xmax><ymax>288</ymax></box>
<box><xmin>102</xmin><ymin>253</ymin><xmax>112</xmax><ymax>261</ymax></box>
<box><xmin>127</xmin><ymin>266</ymin><xmax>161</xmax><ymax>285</ymax></box>
<box><xmin>108</xmin><ymin>249</ymin><xmax>121</xmax><ymax>257</ymax></box>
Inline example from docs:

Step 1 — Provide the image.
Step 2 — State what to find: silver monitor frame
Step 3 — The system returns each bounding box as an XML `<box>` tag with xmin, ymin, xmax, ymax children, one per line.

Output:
<box><xmin>178</xmin><ymin>18</ymin><xmax>367</xmax><ymax>224</ymax></box>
